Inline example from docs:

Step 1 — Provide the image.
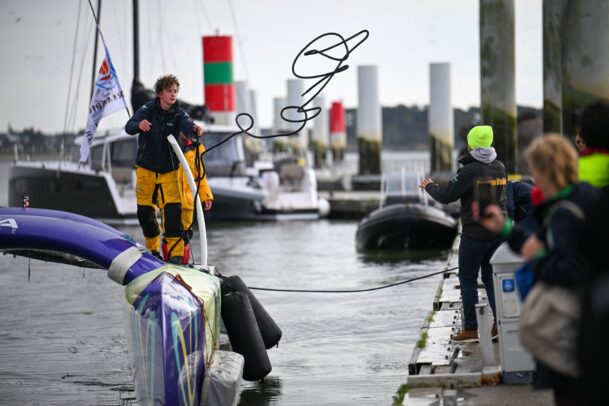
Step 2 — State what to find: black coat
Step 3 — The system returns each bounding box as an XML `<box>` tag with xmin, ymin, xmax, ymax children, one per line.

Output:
<box><xmin>425</xmin><ymin>154</ymin><xmax>507</xmax><ymax>241</ymax></box>
<box><xmin>578</xmin><ymin>185</ymin><xmax>609</xmax><ymax>403</ymax></box>
<box><xmin>125</xmin><ymin>98</ymin><xmax>195</xmax><ymax>173</ymax></box>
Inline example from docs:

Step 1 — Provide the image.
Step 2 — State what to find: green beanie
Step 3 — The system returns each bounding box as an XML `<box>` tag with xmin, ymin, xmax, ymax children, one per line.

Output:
<box><xmin>467</xmin><ymin>125</ymin><xmax>493</xmax><ymax>148</ymax></box>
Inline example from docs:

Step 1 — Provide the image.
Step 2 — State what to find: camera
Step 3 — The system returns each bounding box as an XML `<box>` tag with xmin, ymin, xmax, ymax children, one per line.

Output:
<box><xmin>474</xmin><ymin>177</ymin><xmax>498</xmax><ymax>217</ymax></box>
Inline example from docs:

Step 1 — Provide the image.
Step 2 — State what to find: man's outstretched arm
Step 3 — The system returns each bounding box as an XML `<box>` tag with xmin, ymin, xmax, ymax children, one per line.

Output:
<box><xmin>420</xmin><ymin>168</ymin><xmax>472</xmax><ymax>204</ymax></box>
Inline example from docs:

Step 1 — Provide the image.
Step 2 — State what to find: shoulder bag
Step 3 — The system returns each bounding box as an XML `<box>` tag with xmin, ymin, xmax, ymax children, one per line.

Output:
<box><xmin>519</xmin><ymin>200</ymin><xmax>584</xmax><ymax>378</ymax></box>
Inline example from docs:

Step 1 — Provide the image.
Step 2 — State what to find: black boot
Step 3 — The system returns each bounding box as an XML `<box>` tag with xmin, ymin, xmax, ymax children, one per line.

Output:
<box><xmin>150</xmin><ymin>251</ymin><xmax>163</xmax><ymax>261</ymax></box>
<box><xmin>168</xmin><ymin>256</ymin><xmax>183</xmax><ymax>265</ymax></box>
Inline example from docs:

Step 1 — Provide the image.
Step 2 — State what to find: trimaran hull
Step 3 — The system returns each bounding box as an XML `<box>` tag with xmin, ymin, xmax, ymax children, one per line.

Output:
<box><xmin>0</xmin><ymin>208</ymin><xmax>234</xmax><ymax>405</ymax></box>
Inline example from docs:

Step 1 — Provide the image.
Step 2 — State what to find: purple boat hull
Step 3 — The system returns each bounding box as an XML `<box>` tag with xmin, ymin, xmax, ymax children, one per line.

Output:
<box><xmin>0</xmin><ymin>208</ymin><xmax>223</xmax><ymax>405</ymax></box>
<box><xmin>0</xmin><ymin>207</ymin><xmax>162</xmax><ymax>284</ymax></box>
<box><xmin>130</xmin><ymin>272</ymin><xmax>207</xmax><ymax>405</ymax></box>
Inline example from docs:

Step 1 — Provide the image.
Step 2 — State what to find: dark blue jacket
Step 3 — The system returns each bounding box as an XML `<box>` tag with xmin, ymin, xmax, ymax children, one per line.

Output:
<box><xmin>506</xmin><ymin>181</ymin><xmax>534</xmax><ymax>223</ymax></box>
<box><xmin>125</xmin><ymin>98</ymin><xmax>195</xmax><ymax>173</ymax></box>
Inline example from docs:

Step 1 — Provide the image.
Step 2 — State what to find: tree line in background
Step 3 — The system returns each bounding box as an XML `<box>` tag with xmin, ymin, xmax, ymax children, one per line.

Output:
<box><xmin>345</xmin><ymin>104</ymin><xmax>542</xmax><ymax>155</ymax></box>
<box><xmin>0</xmin><ymin>126</ymin><xmax>81</xmax><ymax>158</ymax></box>
<box><xmin>0</xmin><ymin>104</ymin><xmax>542</xmax><ymax>158</ymax></box>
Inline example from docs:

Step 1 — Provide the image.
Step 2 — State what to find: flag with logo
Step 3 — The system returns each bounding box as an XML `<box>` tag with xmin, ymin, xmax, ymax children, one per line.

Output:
<box><xmin>79</xmin><ymin>31</ymin><xmax>129</xmax><ymax>163</ymax></box>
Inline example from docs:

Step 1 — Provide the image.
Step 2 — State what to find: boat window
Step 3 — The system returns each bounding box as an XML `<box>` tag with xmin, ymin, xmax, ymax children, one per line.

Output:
<box><xmin>385</xmin><ymin>171</ymin><xmax>421</xmax><ymax>196</ymax></box>
<box><xmin>201</xmin><ymin>131</ymin><xmax>245</xmax><ymax>176</ymax></box>
<box><xmin>90</xmin><ymin>145</ymin><xmax>104</xmax><ymax>171</ymax></box>
<box><xmin>202</xmin><ymin>132</ymin><xmax>241</xmax><ymax>163</ymax></box>
<box><xmin>111</xmin><ymin>139</ymin><xmax>137</xmax><ymax>167</ymax></box>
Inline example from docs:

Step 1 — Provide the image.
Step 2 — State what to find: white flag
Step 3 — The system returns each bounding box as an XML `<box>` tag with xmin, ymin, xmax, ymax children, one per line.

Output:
<box><xmin>79</xmin><ymin>34</ymin><xmax>128</xmax><ymax>163</ymax></box>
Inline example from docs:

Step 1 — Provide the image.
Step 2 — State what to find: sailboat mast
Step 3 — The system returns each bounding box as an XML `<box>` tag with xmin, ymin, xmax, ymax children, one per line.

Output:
<box><xmin>133</xmin><ymin>0</ymin><xmax>139</xmax><ymax>81</ymax></box>
<box><xmin>89</xmin><ymin>0</ymin><xmax>102</xmax><ymax>101</ymax></box>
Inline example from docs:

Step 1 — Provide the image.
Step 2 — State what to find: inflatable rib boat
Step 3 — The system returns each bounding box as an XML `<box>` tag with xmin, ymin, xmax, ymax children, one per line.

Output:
<box><xmin>0</xmin><ymin>207</ymin><xmax>279</xmax><ymax>405</ymax></box>
<box><xmin>356</xmin><ymin>169</ymin><xmax>458</xmax><ymax>252</ymax></box>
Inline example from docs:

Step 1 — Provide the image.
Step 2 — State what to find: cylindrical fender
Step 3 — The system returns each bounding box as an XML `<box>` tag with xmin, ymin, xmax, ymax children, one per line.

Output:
<box><xmin>222</xmin><ymin>275</ymin><xmax>282</xmax><ymax>349</ymax></box>
<box><xmin>221</xmin><ymin>291</ymin><xmax>272</xmax><ymax>381</ymax></box>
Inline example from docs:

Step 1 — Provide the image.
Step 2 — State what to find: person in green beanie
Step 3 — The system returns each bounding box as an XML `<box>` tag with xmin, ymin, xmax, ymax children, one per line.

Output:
<box><xmin>419</xmin><ymin>125</ymin><xmax>508</xmax><ymax>342</ymax></box>
<box><xmin>577</xmin><ymin>101</ymin><xmax>609</xmax><ymax>188</ymax></box>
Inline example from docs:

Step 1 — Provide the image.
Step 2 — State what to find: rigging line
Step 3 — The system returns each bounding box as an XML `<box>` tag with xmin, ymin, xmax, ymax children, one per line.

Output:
<box><xmin>196</xmin><ymin>0</ymin><xmax>214</xmax><ymax>33</ymax></box>
<box><xmin>153</xmin><ymin>0</ymin><xmax>167</xmax><ymax>74</ymax></box>
<box><xmin>62</xmin><ymin>0</ymin><xmax>84</xmax><ymax>155</ymax></box>
<box><xmin>236</xmin><ymin>82</ymin><xmax>249</xmax><ymax>115</ymax></box>
<box><xmin>163</xmin><ymin>30</ymin><xmax>179</xmax><ymax>76</ymax></box>
<box><xmin>110</xmin><ymin>0</ymin><xmax>127</xmax><ymax>68</ymax></box>
<box><xmin>145</xmin><ymin>1</ymin><xmax>154</xmax><ymax>78</ymax></box>
<box><xmin>191</xmin><ymin>0</ymin><xmax>203</xmax><ymax>35</ymax></box>
<box><xmin>84</xmin><ymin>0</ymin><xmax>131</xmax><ymax>122</ymax></box>
<box><xmin>68</xmin><ymin>9</ymin><xmax>95</xmax><ymax>133</ymax></box>
<box><xmin>87</xmin><ymin>0</ymin><xmax>102</xmax><ymax>101</ymax></box>
<box><xmin>226</xmin><ymin>0</ymin><xmax>250</xmax><ymax>82</ymax></box>
<box><xmin>68</xmin><ymin>15</ymin><xmax>94</xmax><ymax>132</ymax></box>
<box><xmin>246</xmin><ymin>266</ymin><xmax>459</xmax><ymax>294</ymax></box>
<box><xmin>159</xmin><ymin>0</ymin><xmax>174</xmax><ymax>73</ymax></box>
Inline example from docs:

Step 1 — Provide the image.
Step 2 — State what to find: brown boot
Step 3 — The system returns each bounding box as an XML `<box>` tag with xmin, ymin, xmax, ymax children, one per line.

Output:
<box><xmin>491</xmin><ymin>323</ymin><xmax>498</xmax><ymax>341</ymax></box>
<box><xmin>450</xmin><ymin>329</ymin><xmax>479</xmax><ymax>343</ymax></box>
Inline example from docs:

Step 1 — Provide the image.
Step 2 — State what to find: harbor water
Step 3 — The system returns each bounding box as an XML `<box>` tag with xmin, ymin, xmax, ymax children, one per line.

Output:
<box><xmin>0</xmin><ymin>158</ymin><xmax>450</xmax><ymax>405</ymax></box>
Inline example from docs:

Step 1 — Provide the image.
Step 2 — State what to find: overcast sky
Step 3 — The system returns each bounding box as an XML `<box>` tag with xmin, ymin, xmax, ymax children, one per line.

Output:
<box><xmin>0</xmin><ymin>0</ymin><xmax>542</xmax><ymax>134</ymax></box>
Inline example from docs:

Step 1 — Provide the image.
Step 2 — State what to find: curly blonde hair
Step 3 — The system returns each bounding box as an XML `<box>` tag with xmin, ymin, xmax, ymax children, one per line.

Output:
<box><xmin>525</xmin><ymin>134</ymin><xmax>578</xmax><ymax>190</ymax></box>
<box><xmin>154</xmin><ymin>74</ymin><xmax>180</xmax><ymax>95</ymax></box>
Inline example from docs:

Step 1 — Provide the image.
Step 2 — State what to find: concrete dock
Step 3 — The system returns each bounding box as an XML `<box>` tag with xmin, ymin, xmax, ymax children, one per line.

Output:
<box><xmin>319</xmin><ymin>190</ymin><xmax>380</xmax><ymax>219</ymax></box>
<box><xmin>397</xmin><ymin>242</ymin><xmax>554</xmax><ymax>405</ymax></box>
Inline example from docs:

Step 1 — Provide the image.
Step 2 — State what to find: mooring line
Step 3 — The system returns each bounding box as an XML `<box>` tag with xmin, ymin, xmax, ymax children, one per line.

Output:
<box><xmin>247</xmin><ymin>266</ymin><xmax>458</xmax><ymax>294</ymax></box>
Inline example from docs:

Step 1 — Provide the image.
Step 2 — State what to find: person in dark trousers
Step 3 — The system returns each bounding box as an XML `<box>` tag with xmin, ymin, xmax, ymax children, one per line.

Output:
<box><xmin>420</xmin><ymin>125</ymin><xmax>507</xmax><ymax>342</ymax></box>
<box><xmin>477</xmin><ymin>134</ymin><xmax>598</xmax><ymax>406</ymax></box>
<box><xmin>125</xmin><ymin>74</ymin><xmax>202</xmax><ymax>264</ymax></box>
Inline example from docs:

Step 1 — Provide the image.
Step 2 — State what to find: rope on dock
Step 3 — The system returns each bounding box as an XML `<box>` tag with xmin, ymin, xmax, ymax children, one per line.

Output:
<box><xmin>248</xmin><ymin>266</ymin><xmax>459</xmax><ymax>294</ymax></box>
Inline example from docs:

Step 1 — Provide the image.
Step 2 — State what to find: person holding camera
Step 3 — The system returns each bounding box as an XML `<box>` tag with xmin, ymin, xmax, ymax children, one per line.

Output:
<box><xmin>125</xmin><ymin>74</ymin><xmax>202</xmax><ymax>264</ymax></box>
<box><xmin>475</xmin><ymin>134</ymin><xmax>598</xmax><ymax>405</ymax></box>
<box><xmin>420</xmin><ymin>125</ymin><xmax>507</xmax><ymax>342</ymax></box>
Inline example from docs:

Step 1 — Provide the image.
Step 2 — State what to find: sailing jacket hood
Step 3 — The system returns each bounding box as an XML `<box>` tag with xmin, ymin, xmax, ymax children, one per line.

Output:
<box><xmin>125</xmin><ymin>98</ymin><xmax>195</xmax><ymax>173</ymax></box>
<box><xmin>425</xmin><ymin>153</ymin><xmax>508</xmax><ymax>241</ymax></box>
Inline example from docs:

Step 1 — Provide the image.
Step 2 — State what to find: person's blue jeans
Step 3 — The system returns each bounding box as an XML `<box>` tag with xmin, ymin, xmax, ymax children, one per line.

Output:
<box><xmin>458</xmin><ymin>235</ymin><xmax>502</xmax><ymax>331</ymax></box>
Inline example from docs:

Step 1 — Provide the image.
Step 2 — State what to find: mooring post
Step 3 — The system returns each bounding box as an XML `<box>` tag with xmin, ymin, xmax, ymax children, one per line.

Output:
<box><xmin>476</xmin><ymin>303</ymin><xmax>495</xmax><ymax>367</ymax></box>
